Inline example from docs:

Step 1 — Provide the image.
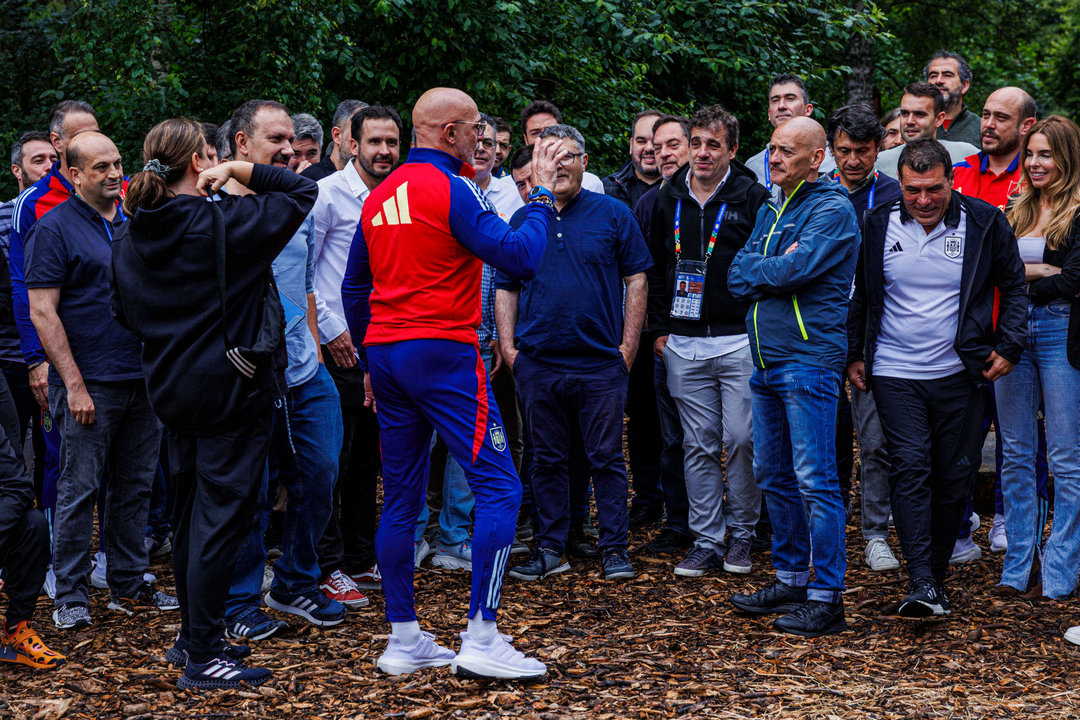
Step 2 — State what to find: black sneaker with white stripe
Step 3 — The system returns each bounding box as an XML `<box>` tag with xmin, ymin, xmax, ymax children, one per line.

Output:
<box><xmin>264</xmin><ymin>587</ymin><xmax>347</xmax><ymax>627</ymax></box>
<box><xmin>898</xmin><ymin>577</ymin><xmax>951</xmax><ymax>618</ymax></box>
<box><xmin>165</xmin><ymin>631</ymin><xmax>251</xmax><ymax>666</ymax></box>
<box><xmin>177</xmin><ymin>654</ymin><xmax>271</xmax><ymax>690</ymax></box>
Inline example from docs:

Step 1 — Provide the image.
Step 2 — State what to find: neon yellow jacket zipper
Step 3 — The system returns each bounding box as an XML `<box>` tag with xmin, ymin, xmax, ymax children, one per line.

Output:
<box><xmin>752</xmin><ymin>180</ymin><xmax>806</xmax><ymax>366</ymax></box>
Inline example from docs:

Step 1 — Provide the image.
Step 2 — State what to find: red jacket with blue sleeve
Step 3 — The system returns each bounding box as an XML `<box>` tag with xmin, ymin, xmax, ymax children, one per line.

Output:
<box><xmin>340</xmin><ymin>147</ymin><xmax>553</xmax><ymax>367</ymax></box>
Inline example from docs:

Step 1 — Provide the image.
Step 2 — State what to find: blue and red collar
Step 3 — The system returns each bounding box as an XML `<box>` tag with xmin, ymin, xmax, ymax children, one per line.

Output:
<box><xmin>405</xmin><ymin>147</ymin><xmax>476</xmax><ymax>180</ymax></box>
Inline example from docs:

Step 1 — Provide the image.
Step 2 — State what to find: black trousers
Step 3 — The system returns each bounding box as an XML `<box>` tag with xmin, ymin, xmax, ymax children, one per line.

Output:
<box><xmin>625</xmin><ymin>332</ymin><xmax>664</xmax><ymax>509</ymax></box>
<box><xmin>0</xmin><ymin>360</ymin><xmax>44</xmax><ymax>494</ymax></box>
<box><xmin>873</xmin><ymin>372</ymin><xmax>984</xmax><ymax>584</ymax></box>
<box><xmin>317</xmin><ymin>350</ymin><xmax>380</xmax><ymax>577</ymax></box>
<box><xmin>168</xmin><ymin>416</ymin><xmax>271</xmax><ymax>662</ymax></box>
<box><xmin>0</xmin><ymin>369</ymin><xmax>48</xmax><ymax>626</ymax></box>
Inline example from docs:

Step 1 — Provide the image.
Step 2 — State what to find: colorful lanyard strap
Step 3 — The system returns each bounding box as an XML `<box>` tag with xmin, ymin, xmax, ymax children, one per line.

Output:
<box><xmin>830</xmin><ymin>169</ymin><xmax>877</xmax><ymax>211</ymax></box>
<box><xmin>674</xmin><ymin>199</ymin><xmax>729</xmax><ymax>262</ymax></box>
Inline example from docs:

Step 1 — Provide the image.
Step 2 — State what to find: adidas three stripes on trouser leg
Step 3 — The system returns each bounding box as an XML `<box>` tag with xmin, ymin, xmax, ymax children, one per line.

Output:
<box><xmin>368</xmin><ymin>339</ymin><xmax>519</xmax><ymax>623</ymax></box>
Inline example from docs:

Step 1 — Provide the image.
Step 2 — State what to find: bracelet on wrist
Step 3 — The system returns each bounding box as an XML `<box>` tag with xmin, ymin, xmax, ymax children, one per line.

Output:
<box><xmin>529</xmin><ymin>194</ymin><xmax>555</xmax><ymax>210</ymax></box>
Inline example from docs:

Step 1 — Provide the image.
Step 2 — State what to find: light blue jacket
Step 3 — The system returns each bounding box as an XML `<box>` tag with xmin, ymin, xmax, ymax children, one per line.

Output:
<box><xmin>271</xmin><ymin>214</ymin><xmax>319</xmax><ymax>387</ymax></box>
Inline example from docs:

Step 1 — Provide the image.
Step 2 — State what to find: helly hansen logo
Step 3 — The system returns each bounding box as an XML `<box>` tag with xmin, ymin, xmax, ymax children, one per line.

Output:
<box><xmin>888</xmin><ymin>241</ymin><xmax>904</xmax><ymax>253</ymax></box>
<box><xmin>371</xmin><ymin>182</ymin><xmax>411</xmax><ymax>226</ymax></box>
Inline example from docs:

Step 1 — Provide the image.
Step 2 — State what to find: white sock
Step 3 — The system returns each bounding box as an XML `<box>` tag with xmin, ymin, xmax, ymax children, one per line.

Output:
<box><xmin>468</xmin><ymin>613</ymin><xmax>498</xmax><ymax>643</ymax></box>
<box><xmin>391</xmin><ymin>621</ymin><xmax>421</xmax><ymax>645</ymax></box>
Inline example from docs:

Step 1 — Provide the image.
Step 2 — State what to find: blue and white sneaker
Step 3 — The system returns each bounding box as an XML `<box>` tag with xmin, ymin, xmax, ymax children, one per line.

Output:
<box><xmin>177</xmin><ymin>654</ymin><xmax>271</xmax><ymax>690</ymax></box>
<box><xmin>264</xmin><ymin>587</ymin><xmax>347</xmax><ymax>627</ymax></box>
<box><xmin>431</xmin><ymin>540</ymin><xmax>472</xmax><ymax>571</ymax></box>
<box><xmin>414</xmin><ymin>538</ymin><xmax>432</xmax><ymax>569</ymax></box>
<box><xmin>224</xmin><ymin>607</ymin><xmax>289</xmax><ymax>641</ymax></box>
<box><xmin>376</xmin><ymin>631</ymin><xmax>456</xmax><ymax>675</ymax></box>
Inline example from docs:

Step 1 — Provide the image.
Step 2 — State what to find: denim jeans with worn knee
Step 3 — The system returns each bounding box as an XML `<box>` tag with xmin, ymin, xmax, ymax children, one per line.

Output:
<box><xmin>996</xmin><ymin>301</ymin><xmax>1080</xmax><ymax>596</ymax></box>
<box><xmin>750</xmin><ymin>362</ymin><xmax>846</xmax><ymax>604</ymax></box>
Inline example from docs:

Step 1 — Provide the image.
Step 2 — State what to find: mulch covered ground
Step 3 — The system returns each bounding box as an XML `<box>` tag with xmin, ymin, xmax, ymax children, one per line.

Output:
<box><xmin>3</xmin><ymin>510</ymin><xmax>1079</xmax><ymax>720</ymax></box>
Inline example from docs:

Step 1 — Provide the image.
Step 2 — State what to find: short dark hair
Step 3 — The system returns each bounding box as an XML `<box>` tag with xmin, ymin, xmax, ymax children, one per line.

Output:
<box><xmin>509</xmin><ymin>144</ymin><xmax>534</xmax><ymax>172</ymax></box>
<box><xmin>827</xmin><ymin>104</ymin><xmax>884</xmax><ymax>148</ymax></box>
<box><xmin>215</xmin><ymin>120</ymin><xmax>233</xmax><ymax>161</ymax></box>
<box><xmin>769</xmin><ymin>74</ymin><xmax>809</xmax><ymax>105</ymax></box>
<box><xmin>1017</xmin><ymin>92</ymin><xmax>1038</xmax><ymax>122</ymax></box>
<box><xmin>897</xmin><ymin>138</ymin><xmax>954</xmax><ymax>180</ymax></box>
<box><xmin>332</xmin><ymin>100</ymin><xmax>368</xmax><ymax>131</ymax></box>
<box><xmin>47</xmin><ymin>100</ymin><xmax>96</xmax><ymax>139</ymax></box>
<box><xmin>493</xmin><ymin>116</ymin><xmax>512</xmax><ymax>136</ymax></box>
<box><xmin>903</xmin><ymin>82</ymin><xmax>945</xmax><ymax>116</ymax></box>
<box><xmin>11</xmin><ymin>130</ymin><xmax>51</xmax><ymax>167</ymax></box>
<box><xmin>689</xmin><ymin>105</ymin><xmax>739</xmax><ymax>150</ymax></box>
<box><xmin>521</xmin><ymin>100</ymin><xmax>562</xmax><ymax>130</ymax></box>
<box><xmin>200</xmin><ymin>122</ymin><xmax>219</xmax><ymax>148</ymax></box>
<box><xmin>880</xmin><ymin>107</ymin><xmax>901</xmax><ymax>127</ymax></box>
<box><xmin>924</xmin><ymin>50</ymin><xmax>973</xmax><ymax>85</ymax></box>
<box><xmin>228</xmin><ymin>99</ymin><xmax>289</xmax><ymax>157</ymax></box>
<box><xmin>652</xmin><ymin>114</ymin><xmax>691</xmax><ymax>140</ymax></box>
<box><xmin>631</xmin><ymin>109</ymin><xmax>662</xmax><ymax>137</ymax></box>
<box><xmin>349</xmin><ymin>105</ymin><xmax>403</xmax><ymax>144</ymax></box>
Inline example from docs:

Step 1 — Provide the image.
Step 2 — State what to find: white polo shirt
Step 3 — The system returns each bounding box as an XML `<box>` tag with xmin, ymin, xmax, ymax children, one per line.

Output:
<box><xmin>873</xmin><ymin>202</ymin><xmax>967</xmax><ymax>380</ymax></box>
<box><xmin>483</xmin><ymin>174</ymin><xmax>523</xmax><ymax>221</ymax></box>
<box><xmin>311</xmin><ymin>160</ymin><xmax>371</xmax><ymax>344</ymax></box>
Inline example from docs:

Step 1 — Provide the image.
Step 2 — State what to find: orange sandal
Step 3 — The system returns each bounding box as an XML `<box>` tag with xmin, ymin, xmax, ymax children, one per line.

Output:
<box><xmin>0</xmin><ymin>621</ymin><xmax>66</xmax><ymax>669</ymax></box>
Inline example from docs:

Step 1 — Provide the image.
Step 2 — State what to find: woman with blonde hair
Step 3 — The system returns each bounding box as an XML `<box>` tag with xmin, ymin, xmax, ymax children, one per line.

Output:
<box><xmin>1000</xmin><ymin>115</ymin><xmax>1080</xmax><ymax>608</ymax></box>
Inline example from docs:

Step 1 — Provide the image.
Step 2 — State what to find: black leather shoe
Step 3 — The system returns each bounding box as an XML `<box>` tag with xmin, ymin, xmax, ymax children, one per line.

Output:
<box><xmin>628</xmin><ymin>503</ymin><xmax>664</xmax><ymax>531</ymax></box>
<box><xmin>566</xmin><ymin>529</ymin><xmax>599</xmax><ymax>559</ymax></box>
<box><xmin>773</xmin><ymin>600</ymin><xmax>847</xmax><ymax>637</ymax></box>
<box><xmin>638</xmin><ymin>528</ymin><xmax>694</xmax><ymax>555</ymax></box>
<box><xmin>731</xmin><ymin>580</ymin><xmax>807</xmax><ymax>615</ymax></box>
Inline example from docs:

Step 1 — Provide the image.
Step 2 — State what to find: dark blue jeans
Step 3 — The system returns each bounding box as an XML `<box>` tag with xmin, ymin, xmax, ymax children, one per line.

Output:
<box><xmin>514</xmin><ymin>354</ymin><xmax>629</xmax><ymax>552</ymax></box>
<box><xmin>653</xmin><ymin>352</ymin><xmax>690</xmax><ymax>535</ymax></box>
<box><xmin>226</xmin><ymin>366</ymin><xmax>342</xmax><ymax>615</ymax></box>
<box><xmin>750</xmin><ymin>363</ymin><xmax>846</xmax><ymax>603</ymax></box>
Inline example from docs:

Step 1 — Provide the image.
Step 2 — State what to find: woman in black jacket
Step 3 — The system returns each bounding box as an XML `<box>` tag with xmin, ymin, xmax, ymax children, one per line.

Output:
<box><xmin>111</xmin><ymin>118</ymin><xmax>317</xmax><ymax>689</ymax></box>
<box><xmin>999</xmin><ymin>115</ymin><xmax>1080</xmax><ymax>606</ymax></box>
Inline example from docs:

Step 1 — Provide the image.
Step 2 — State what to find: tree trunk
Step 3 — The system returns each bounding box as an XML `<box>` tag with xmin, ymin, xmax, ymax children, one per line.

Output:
<box><xmin>845</xmin><ymin>0</ymin><xmax>875</xmax><ymax>108</ymax></box>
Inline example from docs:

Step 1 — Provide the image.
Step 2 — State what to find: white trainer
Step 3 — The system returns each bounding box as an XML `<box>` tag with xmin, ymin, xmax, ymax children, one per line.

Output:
<box><xmin>864</xmin><ymin>537</ymin><xmax>900</xmax><ymax>571</ymax></box>
<box><xmin>989</xmin><ymin>514</ymin><xmax>1008</xmax><ymax>553</ymax></box>
<box><xmin>90</xmin><ymin>551</ymin><xmax>156</xmax><ymax>589</ymax></box>
<box><xmin>950</xmin><ymin>536</ymin><xmax>982</xmax><ymax>564</ymax></box>
<box><xmin>452</xmin><ymin>631</ymin><xmax>547</xmax><ymax>680</ymax></box>
<box><xmin>1065</xmin><ymin>626</ymin><xmax>1080</xmax><ymax>646</ymax></box>
<box><xmin>42</xmin><ymin>565</ymin><xmax>57</xmax><ymax>599</ymax></box>
<box><xmin>376</xmin><ymin>631</ymin><xmax>456</xmax><ymax>676</ymax></box>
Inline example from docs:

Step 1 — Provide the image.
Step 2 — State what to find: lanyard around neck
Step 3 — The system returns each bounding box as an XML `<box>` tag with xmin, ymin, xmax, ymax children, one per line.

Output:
<box><xmin>674</xmin><ymin>199</ymin><xmax>728</xmax><ymax>262</ymax></box>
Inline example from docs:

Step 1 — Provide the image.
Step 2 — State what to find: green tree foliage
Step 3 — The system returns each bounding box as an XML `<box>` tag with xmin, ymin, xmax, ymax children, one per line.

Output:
<box><xmin>0</xmin><ymin>0</ymin><xmax>882</xmax><ymax>198</ymax></box>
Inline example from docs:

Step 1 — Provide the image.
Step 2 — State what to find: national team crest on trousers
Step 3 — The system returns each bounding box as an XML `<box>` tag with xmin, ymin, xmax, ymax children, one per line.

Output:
<box><xmin>489</xmin><ymin>425</ymin><xmax>507</xmax><ymax>452</ymax></box>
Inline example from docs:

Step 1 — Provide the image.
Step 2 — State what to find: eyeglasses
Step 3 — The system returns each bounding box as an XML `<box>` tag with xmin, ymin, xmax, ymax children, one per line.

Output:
<box><xmin>443</xmin><ymin>120</ymin><xmax>487</xmax><ymax>135</ymax></box>
<box><xmin>558</xmin><ymin>152</ymin><xmax>585</xmax><ymax>166</ymax></box>
<box><xmin>477</xmin><ymin>138</ymin><xmax>495</xmax><ymax>149</ymax></box>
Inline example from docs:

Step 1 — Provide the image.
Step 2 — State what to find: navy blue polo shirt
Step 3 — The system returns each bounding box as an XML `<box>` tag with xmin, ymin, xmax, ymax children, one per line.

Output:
<box><xmin>23</xmin><ymin>194</ymin><xmax>143</xmax><ymax>383</ymax></box>
<box><xmin>497</xmin><ymin>189</ymin><xmax>653</xmax><ymax>371</ymax></box>
<box><xmin>829</xmin><ymin>170</ymin><xmax>902</xmax><ymax>230</ymax></box>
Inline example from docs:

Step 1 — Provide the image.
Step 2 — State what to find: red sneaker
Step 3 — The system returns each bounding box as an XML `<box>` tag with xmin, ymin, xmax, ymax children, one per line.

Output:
<box><xmin>350</xmin><ymin>564</ymin><xmax>382</xmax><ymax>591</ymax></box>
<box><xmin>0</xmin><ymin>621</ymin><xmax>66</xmax><ymax>669</ymax></box>
<box><xmin>319</xmin><ymin>570</ymin><xmax>369</xmax><ymax>609</ymax></box>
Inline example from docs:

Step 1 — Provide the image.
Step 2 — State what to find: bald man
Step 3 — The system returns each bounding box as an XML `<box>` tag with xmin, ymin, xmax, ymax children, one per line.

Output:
<box><xmin>24</xmin><ymin>132</ymin><xmax>173</xmax><ymax>631</ymax></box>
<box><xmin>726</xmin><ymin>116</ymin><xmax>860</xmax><ymax>637</ymax></box>
<box><xmin>341</xmin><ymin>87</ymin><xmax>566</xmax><ymax>679</ymax></box>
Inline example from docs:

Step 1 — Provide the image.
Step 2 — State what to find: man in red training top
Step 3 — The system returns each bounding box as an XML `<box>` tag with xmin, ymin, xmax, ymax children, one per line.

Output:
<box><xmin>341</xmin><ymin>87</ymin><xmax>566</xmax><ymax>680</ymax></box>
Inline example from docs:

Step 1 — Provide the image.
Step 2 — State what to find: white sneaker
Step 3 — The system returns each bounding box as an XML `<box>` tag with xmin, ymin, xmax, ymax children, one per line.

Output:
<box><xmin>989</xmin><ymin>514</ymin><xmax>1008</xmax><ymax>553</ymax></box>
<box><xmin>452</xmin><ymin>631</ymin><xmax>547</xmax><ymax>680</ymax></box>
<box><xmin>1065</xmin><ymin>626</ymin><xmax>1080</xmax><ymax>646</ymax></box>
<box><xmin>376</xmin><ymin>632</ymin><xmax>455</xmax><ymax>675</ymax></box>
<box><xmin>950</xmin><ymin>536</ymin><xmax>982</xmax><ymax>564</ymax></box>
<box><xmin>261</xmin><ymin>565</ymin><xmax>275</xmax><ymax>595</ymax></box>
<box><xmin>42</xmin><ymin>565</ymin><xmax>57</xmax><ymax>599</ymax></box>
<box><xmin>90</xmin><ymin>551</ymin><xmax>157</xmax><ymax>590</ymax></box>
<box><xmin>864</xmin><ymin>537</ymin><xmax>900</xmax><ymax>571</ymax></box>
<box><xmin>969</xmin><ymin>512</ymin><xmax>981</xmax><ymax>534</ymax></box>
<box><xmin>413</xmin><ymin>538</ymin><xmax>432</xmax><ymax>569</ymax></box>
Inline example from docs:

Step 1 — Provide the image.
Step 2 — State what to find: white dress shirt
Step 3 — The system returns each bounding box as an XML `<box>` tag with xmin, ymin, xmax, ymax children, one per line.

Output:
<box><xmin>311</xmin><ymin>160</ymin><xmax>371</xmax><ymax>344</ymax></box>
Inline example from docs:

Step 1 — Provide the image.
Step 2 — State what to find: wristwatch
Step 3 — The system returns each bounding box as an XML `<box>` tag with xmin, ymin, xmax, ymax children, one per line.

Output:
<box><xmin>528</xmin><ymin>185</ymin><xmax>556</xmax><ymax>205</ymax></box>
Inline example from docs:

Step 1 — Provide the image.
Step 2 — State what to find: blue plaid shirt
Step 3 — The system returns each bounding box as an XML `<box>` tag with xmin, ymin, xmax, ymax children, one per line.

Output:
<box><xmin>477</xmin><ymin>263</ymin><xmax>497</xmax><ymax>347</ymax></box>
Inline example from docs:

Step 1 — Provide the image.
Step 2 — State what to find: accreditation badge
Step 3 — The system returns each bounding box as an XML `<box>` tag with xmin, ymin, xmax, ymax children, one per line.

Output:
<box><xmin>670</xmin><ymin>260</ymin><xmax>707</xmax><ymax>320</ymax></box>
